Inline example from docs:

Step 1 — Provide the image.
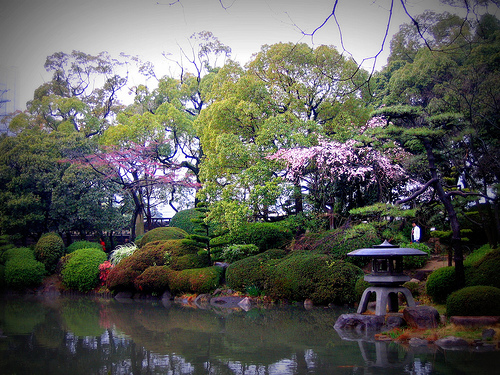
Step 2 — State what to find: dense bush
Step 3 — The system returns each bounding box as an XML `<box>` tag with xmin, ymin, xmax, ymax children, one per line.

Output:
<box><xmin>466</xmin><ymin>250</ymin><xmax>500</xmax><ymax>289</ymax></box>
<box><xmin>169</xmin><ymin>208</ymin><xmax>203</xmax><ymax>235</ymax></box>
<box><xmin>226</xmin><ymin>249</ymin><xmax>287</xmax><ymax>292</ymax></box>
<box><xmin>266</xmin><ymin>252</ymin><xmax>364</xmax><ymax>305</ymax></box>
<box><xmin>61</xmin><ymin>248</ymin><xmax>107</xmax><ymax>292</ymax></box>
<box><xmin>66</xmin><ymin>241</ymin><xmax>102</xmax><ymax>254</ymax></box>
<box><xmin>139</xmin><ymin>227</ymin><xmax>188</xmax><ymax>247</ymax></box>
<box><xmin>425</xmin><ymin>266</ymin><xmax>458</xmax><ymax>304</ymax></box>
<box><xmin>2</xmin><ymin>247</ymin><xmax>36</xmax><ymax>263</ymax></box>
<box><xmin>167</xmin><ymin>266</ymin><xmax>224</xmax><ymax>294</ymax></box>
<box><xmin>213</xmin><ymin>222</ymin><xmax>293</xmax><ymax>252</ymax></box>
<box><xmin>107</xmin><ymin>240</ymin><xmax>196</xmax><ymax>293</ymax></box>
<box><xmin>34</xmin><ymin>232</ymin><xmax>65</xmax><ymax>274</ymax></box>
<box><xmin>446</xmin><ymin>286</ymin><xmax>500</xmax><ymax>316</ymax></box>
<box><xmin>398</xmin><ymin>242</ymin><xmax>431</xmax><ymax>269</ymax></box>
<box><xmin>5</xmin><ymin>257</ymin><xmax>46</xmax><ymax>289</ymax></box>
<box><xmin>222</xmin><ymin>244</ymin><xmax>260</xmax><ymax>263</ymax></box>
<box><xmin>169</xmin><ymin>252</ymin><xmax>211</xmax><ymax>271</ymax></box>
<box><xmin>464</xmin><ymin>244</ymin><xmax>493</xmax><ymax>266</ymax></box>
<box><xmin>310</xmin><ymin>224</ymin><xmax>380</xmax><ymax>268</ymax></box>
<box><xmin>134</xmin><ymin>266</ymin><xmax>170</xmax><ymax>294</ymax></box>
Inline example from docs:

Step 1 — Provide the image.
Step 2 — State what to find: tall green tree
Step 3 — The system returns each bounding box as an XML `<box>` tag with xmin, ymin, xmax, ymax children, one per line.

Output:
<box><xmin>195</xmin><ymin>43</ymin><xmax>373</xmax><ymax>231</ymax></box>
<box><xmin>373</xmin><ymin>11</ymin><xmax>500</xmax><ymax>287</ymax></box>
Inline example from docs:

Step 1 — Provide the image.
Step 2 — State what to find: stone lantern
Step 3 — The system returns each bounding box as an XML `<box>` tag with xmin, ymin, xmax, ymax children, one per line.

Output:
<box><xmin>348</xmin><ymin>240</ymin><xmax>427</xmax><ymax>316</ymax></box>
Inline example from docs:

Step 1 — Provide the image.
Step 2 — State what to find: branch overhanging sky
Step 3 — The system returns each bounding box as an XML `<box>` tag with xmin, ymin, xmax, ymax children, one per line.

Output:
<box><xmin>0</xmin><ymin>0</ymin><xmax>483</xmax><ymax>111</ymax></box>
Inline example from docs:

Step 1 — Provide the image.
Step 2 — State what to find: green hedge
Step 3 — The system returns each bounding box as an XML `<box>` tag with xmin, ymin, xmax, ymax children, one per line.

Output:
<box><xmin>266</xmin><ymin>252</ymin><xmax>364</xmax><ymax>305</ymax></box>
<box><xmin>226</xmin><ymin>249</ymin><xmax>287</xmax><ymax>292</ymax></box>
<box><xmin>426</xmin><ymin>249</ymin><xmax>500</xmax><ymax>304</ymax></box>
<box><xmin>5</xmin><ymin>257</ymin><xmax>46</xmax><ymax>289</ymax></box>
<box><xmin>2</xmin><ymin>247</ymin><xmax>36</xmax><ymax>263</ymax></box>
<box><xmin>446</xmin><ymin>286</ymin><xmax>500</xmax><ymax>316</ymax></box>
<box><xmin>169</xmin><ymin>208</ymin><xmax>203</xmax><ymax>235</ymax></box>
<box><xmin>34</xmin><ymin>232</ymin><xmax>65</xmax><ymax>274</ymax></box>
<box><xmin>139</xmin><ymin>227</ymin><xmax>188</xmax><ymax>247</ymax></box>
<box><xmin>311</xmin><ymin>224</ymin><xmax>380</xmax><ymax>268</ymax></box>
<box><xmin>426</xmin><ymin>266</ymin><xmax>459</xmax><ymax>304</ymax></box>
<box><xmin>61</xmin><ymin>248</ymin><xmax>107</xmax><ymax>292</ymax></box>
<box><xmin>167</xmin><ymin>266</ymin><xmax>224</xmax><ymax>294</ymax></box>
<box><xmin>107</xmin><ymin>239</ymin><xmax>205</xmax><ymax>293</ymax></box>
<box><xmin>134</xmin><ymin>266</ymin><xmax>170</xmax><ymax>294</ymax></box>
<box><xmin>66</xmin><ymin>241</ymin><xmax>102</xmax><ymax>254</ymax></box>
<box><xmin>466</xmin><ymin>250</ymin><xmax>500</xmax><ymax>289</ymax></box>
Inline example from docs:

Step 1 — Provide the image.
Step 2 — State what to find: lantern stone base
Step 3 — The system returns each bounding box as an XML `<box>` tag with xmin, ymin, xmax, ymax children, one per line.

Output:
<box><xmin>357</xmin><ymin>286</ymin><xmax>416</xmax><ymax>316</ymax></box>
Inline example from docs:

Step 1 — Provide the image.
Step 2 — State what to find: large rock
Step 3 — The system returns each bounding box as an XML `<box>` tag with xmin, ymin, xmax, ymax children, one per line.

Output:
<box><xmin>434</xmin><ymin>336</ymin><xmax>469</xmax><ymax>350</ymax></box>
<box><xmin>403</xmin><ymin>305</ymin><xmax>440</xmax><ymax>329</ymax></box>
<box><xmin>334</xmin><ymin>313</ymin><xmax>405</xmax><ymax>334</ymax></box>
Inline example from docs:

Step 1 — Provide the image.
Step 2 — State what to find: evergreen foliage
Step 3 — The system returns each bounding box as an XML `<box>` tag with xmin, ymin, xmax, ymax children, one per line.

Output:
<box><xmin>34</xmin><ymin>232</ymin><xmax>65</xmax><ymax>274</ymax></box>
<box><xmin>266</xmin><ymin>253</ymin><xmax>364</xmax><ymax>305</ymax></box>
<box><xmin>5</xmin><ymin>257</ymin><xmax>46</xmax><ymax>289</ymax></box>
<box><xmin>169</xmin><ymin>208</ymin><xmax>201</xmax><ymax>234</ymax></box>
<box><xmin>167</xmin><ymin>266</ymin><xmax>224</xmax><ymax>294</ymax></box>
<box><xmin>225</xmin><ymin>249</ymin><xmax>287</xmax><ymax>292</ymax></box>
<box><xmin>61</xmin><ymin>248</ymin><xmax>107</xmax><ymax>292</ymax></box>
<box><xmin>139</xmin><ymin>227</ymin><xmax>188</xmax><ymax>247</ymax></box>
<box><xmin>66</xmin><ymin>240</ymin><xmax>102</xmax><ymax>253</ymax></box>
<box><xmin>446</xmin><ymin>286</ymin><xmax>500</xmax><ymax>316</ymax></box>
<box><xmin>134</xmin><ymin>266</ymin><xmax>170</xmax><ymax>294</ymax></box>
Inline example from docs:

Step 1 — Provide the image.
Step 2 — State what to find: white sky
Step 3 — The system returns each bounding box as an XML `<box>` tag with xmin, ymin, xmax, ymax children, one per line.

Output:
<box><xmin>0</xmin><ymin>0</ymin><xmax>474</xmax><ymax>110</ymax></box>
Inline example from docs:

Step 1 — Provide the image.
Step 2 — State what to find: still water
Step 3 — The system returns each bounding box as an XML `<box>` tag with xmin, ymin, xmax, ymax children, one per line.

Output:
<box><xmin>0</xmin><ymin>295</ymin><xmax>498</xmax><ymax>375</ymax></box>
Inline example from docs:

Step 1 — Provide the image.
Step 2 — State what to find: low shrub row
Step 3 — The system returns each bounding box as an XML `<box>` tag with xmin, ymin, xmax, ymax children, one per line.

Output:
<box><xmin>226</xmin><ymin>249</ymin><xmax>363</xmax><ymax>305</ymax></box>
<box><xmin>425</xmin><ymin>246</ymin><xmax>500</xmax><ymax>316</ymax></box>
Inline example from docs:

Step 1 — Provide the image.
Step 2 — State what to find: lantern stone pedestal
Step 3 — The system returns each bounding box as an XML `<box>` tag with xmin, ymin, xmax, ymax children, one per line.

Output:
<box><xmin>348</xmin><ymin>240</ymin><xmax>427</xmax><ymax>316</ymax></box>
<box><xmin>357</xmin><ymin>286</ymin><xmax>416</xmax><ymax>315</ymax></box>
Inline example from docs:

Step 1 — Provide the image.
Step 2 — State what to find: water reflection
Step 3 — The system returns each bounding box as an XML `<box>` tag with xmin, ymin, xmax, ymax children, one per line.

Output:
<box><xmin>0</xmin><ymin>295</ymin><xmax>498</xmax><ymax>374</ymax></box>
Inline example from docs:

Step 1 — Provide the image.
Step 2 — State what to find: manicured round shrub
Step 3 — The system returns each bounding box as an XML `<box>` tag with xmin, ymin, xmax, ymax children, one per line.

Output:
<box><xmin>139</xmin><ymin>227</ymin><xmax>188</xmax><ymax>247</ymax></box>
<box><xmin>169</xmin><ymin>208</ymin><xmax>203</xmax><ymax>235</ymax></box>
<box><xmin>61</xmin><ymin>248</ymin><xmax>107</xmax><ymax>292</ymax></box>
<box><xmin>2</xmin><ymin>247</ymin><xmax>36</xmax><ymax>263</ymax></box>
<box><xmin>446</xmin><ymin>286</ymin><xmax>500</xmax><ymax>316</ymax></box>
<box><xmin>34</xmin><ymin>232</ymin><xmax>65</xmax><ymax>274</ymax></box>
<box><xmin>266</xmin><ymin>252</ymin><xmax>364</xmax><ymax>305</ymax></box>
<box><xmin>167</xmin><ymin>266</ymin><xmax>224</xmax><ymax>294</ymax></box>
<box><xmin>5</xmin><ymin>257</ymin><xmax>46</xmax><ymax>289</ymax></box>
<box><xmin>134</xmin><ymin>266</ymin><xmax>170</xmax><ymax>294</ymax></box>
<box><xmin>467</xmin><ymin>250</ymin><xmax>500</xmax><ymax>289</ymax></box>
<box><xmin>425</xmin><ymin>266</ymin><xmax>457</xmax><ymax>304</ymax></box>
<box><xmin>226</xmin><ymin>249</ymin><xmax>287</xmax><ymax>292</ymax></box>
<box><xmin>66</xmin><ymin>241</ymin><xmax>102</xmax><ymax>254</ymax></box>
<box><xmin>213</xmin><ymin>222</ymin><xmax>293</xmax><ymax>252</ymax></box>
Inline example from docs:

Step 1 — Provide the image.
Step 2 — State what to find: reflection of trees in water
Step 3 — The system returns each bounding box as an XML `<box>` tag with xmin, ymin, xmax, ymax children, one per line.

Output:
<box><xmin>1</xmin><ymin>297</ymin><xmax>499</xmax><ymax>374</ymax></box>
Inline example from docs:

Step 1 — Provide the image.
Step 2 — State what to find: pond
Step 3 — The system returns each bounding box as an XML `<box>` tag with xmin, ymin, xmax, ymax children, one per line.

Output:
<box><xmin>0</xmin><ymin>295</ymin><xmax>498</xmax><ymax>375</ymax></box>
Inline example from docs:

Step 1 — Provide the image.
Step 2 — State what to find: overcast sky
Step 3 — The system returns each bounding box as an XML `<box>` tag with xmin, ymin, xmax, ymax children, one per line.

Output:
<box><xmin>0</xmin><ymin>0</ymin><xmax>477</xmax><ymax>111</ymax></box>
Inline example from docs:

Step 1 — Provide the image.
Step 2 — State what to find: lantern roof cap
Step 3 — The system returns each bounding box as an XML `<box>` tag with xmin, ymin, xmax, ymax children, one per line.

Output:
<box><xmin>347</xmin><ymin>240</ymin><xmax>427</xmax><ymax>257</ymax></box>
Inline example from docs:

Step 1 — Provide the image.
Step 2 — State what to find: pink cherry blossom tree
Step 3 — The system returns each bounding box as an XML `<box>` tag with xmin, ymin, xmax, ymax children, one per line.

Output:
<box><xmin>268</xmin><ymin>120</ymin><xmax>410</xmax><ymax>218</ymax></box>
<box><xmin>70</xmin><ymin>141</ymin><xmax>199</xmax><ymax>239</ymax></box>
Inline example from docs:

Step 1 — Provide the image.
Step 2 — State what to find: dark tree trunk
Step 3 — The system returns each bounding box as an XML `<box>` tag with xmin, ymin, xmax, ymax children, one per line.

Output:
<box><xmin>423</xmin><ymin>140</ymin><xmax>465</xmax><ymax>288</ymax></box>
